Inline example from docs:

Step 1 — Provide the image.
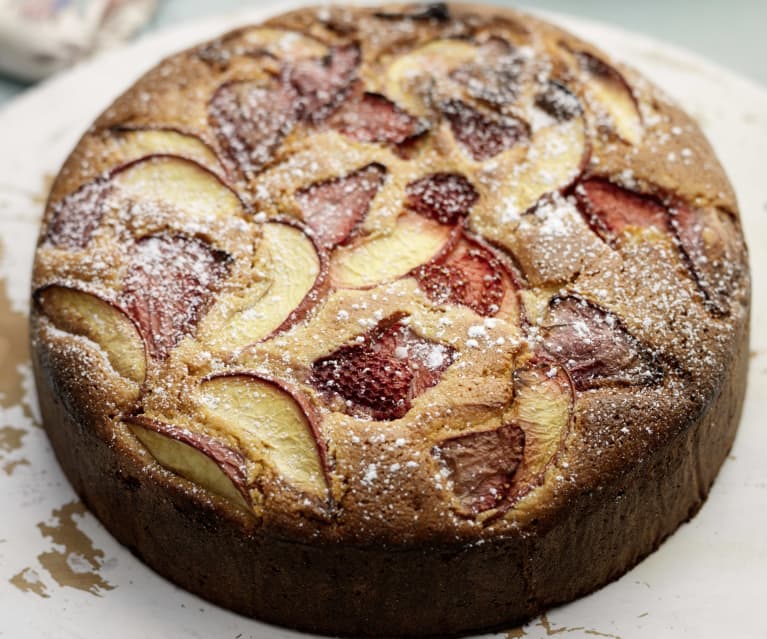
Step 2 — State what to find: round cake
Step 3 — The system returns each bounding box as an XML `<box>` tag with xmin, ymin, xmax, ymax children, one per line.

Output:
<box><xmin>31</xmin><ymin>3</ymin><xmax>750</xmax><ymax>636</ymax></box>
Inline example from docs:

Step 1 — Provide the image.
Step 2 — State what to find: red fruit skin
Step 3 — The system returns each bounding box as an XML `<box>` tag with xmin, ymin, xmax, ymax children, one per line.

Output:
<box><xmin>329</xmin><ymin>92</ymin><xmax>427</xmax><ymax>147</ymax></box>
<box><xmin>411</xmin><ymin>235</ymin><xmax>518</xmax><ymax>318</ymax></box>
<box><xmin>311</xmin><ymin>317</ymin><xmax>455</xmax><ymax>420</ymax></box>
<box><xmin>542</xmin><ymin>295</ymin><xmax>662</xmax><ymax>391</ymax></box>
<box><xmin>295</xmin><ymin>163</ymin><xmax>386</xmax><ymax>248</ymax></box>
<box><xmin>44</xmin><ymin>179</ymin><xmax>112</xmax><ymax>249</ymax></box>
<box><xmin>575</xmin><ymin>178</ymin><xmax>670</xmax><ymax>242</ymax></box>
<box><xmin>441</xmin><ymin>99</ymin><xmax>527</xmax><ymax>161</ymax></box>
<box><xmin>121</xmin><ymin>235</ymin><xmax>231</xmax><ymax>360</ymax></box>
<box><xmin>287</xmin><ymin>44</ymin><xmax>360</xmax><ymax>122</ymax></box>
<box><xmin>125</xmin><ymin>414</ymin><xmax>252</xmax><ymax>505</ymax></box>
<box><xmin>405</xmin><ymin>172</ymin><xmax>479</xmax><ymax>225</ymax></box>
<box><xmin>435</xmin><ymin>423</ymin><xmax>525</xmax><ymax>514</ymax></box>
<box><xmin>209</xmin><ymin>81</ymin><xmax>299</xmax><ymax>178</ymax></box>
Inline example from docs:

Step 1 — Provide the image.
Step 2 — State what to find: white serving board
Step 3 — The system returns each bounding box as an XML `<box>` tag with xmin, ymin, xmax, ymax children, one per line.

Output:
<box><xmin>1</xmin><ymin>3</ymin><xmax>765</xmax><ymax>638</ymax></box>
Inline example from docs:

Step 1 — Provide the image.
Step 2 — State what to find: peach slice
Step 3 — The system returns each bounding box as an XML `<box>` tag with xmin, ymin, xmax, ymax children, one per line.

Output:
<box><xmin>327</xmin><ymin>92</ymin><xmax>427</xmax><ymax>148</ymax></box>
<box><xmin>296</xmin><ymin>163</ymin><xmax>386</xmax><ymax>248</ymax></box>
<box><xmin>406</xmin><ymin>172</ymin><xmax>479</xmax><ymax>225</ymax></box>
<box><xmin>199</xmin><ymin>374</ymin><xmax>328</xmax><ymax>496</ymax></box>
<box><xmin>125</xmin><ymin>416</ymin><xmax>251</xmax><ymax>510</ymax></box>
<box><xmin>503</xmin><ymin>360</ymin><xmax>573</xmax><ymax>501</ymax></box>
<box><xmin>311</xmin><ymin>315</ymin><xmax>455</xmax><ymax>420</ymax></box>
<box><xmin>671</xmin><ymin>204</ymin><xmax>739</xmax><ymax>315</ymax></box>
<box><xmin>110</xmin><ymin>127</ymin><xmax>224</xmax><ymax>176</ymax></box>
<box><xmin>542</xmin><ymin>295</ymin><xmax>662</xmax><ymax>390</ymax></box>
<box><xmin>121</xmin><ymin>235</ymin><xmax>231</xmax><ymax>360</ymax></box>
<box><xmin>411</xmin><ymin>234</ymin><xmax>521</xmax><ymax>322</ymax></box>
<box><xmin>287</xmin><ymin>44</ymin><xmax>361</xmax><ymax>122</ymax></box>
<box><xmin>577</xmin><ymin>51</ymin><xmax>642</xmax><ymax>145</ymax></box>
<box><xmin>201</xmin><ymin>220</ymin><xmax>325</xmax><ymax>350</ymax></box>
<box><xmin>450</xmin><ymin>38</ymin><xmax>525</xmax><ymax>109</ymax></box>
<box><xmin>435</xmin><ymin>423</ymin><xmax>525</xmax><ymax>515</ymax></box>
<box><xmin>209</xmin><ymin>80</ymin><xmax>299</xmax><ymax>179</ymax></box>
<box><xmin>35</xmin><ymin>285</ymin><xmax>146</xmax><ymax>384</ymax></box>
<box><xmin>497</xmin><ymin>113</ymin><xmax>587</xmax><ymax>219</ymax></box>
<box><xmin>329</xmin><ymin>212</ymin><xmax>456</xmax><ymax>289</ymax></box>
<box><xmin>384</xmin><ymin>39</ymin><xmax>478</xmax><ymax>116</ymax></box>
<box><xmin>441</xmin><ymin>99</ymin><xmax>528</xmax><ymax>161</ymax></box>
<box><xmin>575</xmin><ymin>178</ymin><xmax>670</xmax><ymax>244</ymax></box>
<box><xmin>234</xmin><ymin>28</ymin><xmax>328</xmax><ymax>59</ymax></box>
<box><xmin>44</xmin><ymin>179</ymin><xmax>111</xmax><ymax>249</ymax></box>
<box><xmin>112</xmin><ymin>155</ymin><xmax>244</xmax><ymax>220</ymax></box>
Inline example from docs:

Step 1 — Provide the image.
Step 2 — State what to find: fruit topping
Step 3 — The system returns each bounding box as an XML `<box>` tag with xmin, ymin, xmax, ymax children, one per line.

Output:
<box><xmin>575</xmin><ymin>178</ymin><xmax>669</xmax><ymax>242</ymax></box>
<box><xmin>45</xmin><ymin>180</ymin><xmax>111</xmax><ymax>249</ymax></box>
<box><xmin>209</xmin><ymin>80</ymin><xmax>298</xmax><ymax>178</ymax></box>
<box><xmin>311</xmin><ymin>316</ymin><xmax>455</xmax><ymax>420</ymax></box>
<box><xmin>374</xmin><ymin>3</ymin><xmax>450</xmax><ymax>21</ymax></box>
<box><xmin>36</xmin><ymin>285</ymin><xmax>146</xmax><ymax>384</ymax></box>
<box><xmin>125</xmin><ymin>416</ymin><xmax>251</xmax><ymax>509</ymax></box>
<box><xmin>200</xmin><ymin>373</ymin><xmax>328</xmax><ymax>496</ymax></box>
<box><xmin>287</xmin><ymin>44</ymin><xmax>360</xmax><ymax>122</ymax></box>
<box><xmin>411</xmin><ymin>235</ymin><xmax>519</xmax><ymax>320</ymax></box>
<box><xmin>435</xmin><ymin>423</ymin><xmax>525</xmax><ymax>514</ymax></box>
<box><xmin>296</xmin><ymin>163</ymin><xmax>386</xmax><ymax>248</ymax></box>
<box><xmin>328</xmin><ymin>92</ymin><xmax>426</xmax><ymax>147</ymax></box>
<box><xmin>329</xmin><ymin>211</ymin><xmax>456</xmax><ymax>289</ymax></box>
<box><xmin>121</xmin><ymin>235</ymin><xmax>230</xmax><ymax>360</ymax></box>
<box><xmin>542</xmin><ymin>295</ymin><xmax>662</xmax><ymax>390</ymax></box>
<box><xmin>405</xmin><ymin>172</ymin><xmax>479</xmax><ymax>225</ymax></box>
<box><xmin>441</xmin><ymin>99</ymin><xmax>527</xmax><ymax>160</ymax></box>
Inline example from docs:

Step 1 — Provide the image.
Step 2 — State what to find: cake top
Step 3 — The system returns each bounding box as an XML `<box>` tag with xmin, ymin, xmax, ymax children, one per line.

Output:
<box><xmin>32</xmin><ymin>3</ymin><xmax>749</xmax><ymax>544</ymax></box>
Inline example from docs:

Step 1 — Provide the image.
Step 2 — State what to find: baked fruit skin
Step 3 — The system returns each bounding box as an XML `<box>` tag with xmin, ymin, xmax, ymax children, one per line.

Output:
<box><xmin>30</xmin><ymin>2</ymin><xmax>750</xmax><ymax>637</ymax></box>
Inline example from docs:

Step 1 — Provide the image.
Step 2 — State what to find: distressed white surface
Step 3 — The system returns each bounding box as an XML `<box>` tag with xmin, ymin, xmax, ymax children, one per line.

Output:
<box><xmin>1</xmin><ymin>4</ymin><xmax>766</xmax><ymax>638</ymax></box>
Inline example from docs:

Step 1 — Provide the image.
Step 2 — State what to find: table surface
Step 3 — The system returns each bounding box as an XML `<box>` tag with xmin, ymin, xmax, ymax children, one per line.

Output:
<box><xmin>1</xmin><ymin>0</ymin><xmax>767</xmax><ymax>108</ymax></box>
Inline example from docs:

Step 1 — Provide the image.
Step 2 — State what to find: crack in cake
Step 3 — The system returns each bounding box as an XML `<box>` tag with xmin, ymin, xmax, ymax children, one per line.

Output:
<box><xmin>30</xmin><ymin>3</ymin><xmax>750</xmax><ymax>636</ymax></box>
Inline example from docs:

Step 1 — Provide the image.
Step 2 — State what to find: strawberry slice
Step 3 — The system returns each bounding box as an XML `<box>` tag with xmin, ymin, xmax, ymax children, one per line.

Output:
<box><xmin>405</xmin><ymin>172</ymin><xmax>479</xmax><ymax>225</ymax></box>
<box><xmin>45</xmin><ymin>179</ymin><xmax>112</xmax><ymax>249</ymax></box>
<box><xmin>121</xmin><ymin>235</ymin><xmax>231</xmax><ymax>360</ymax></box>
<box><xmin>328</xmin><ymin>92</ymin><xmax>426</xmax><ymax>147</ymax></box>
<box><xmin>412</xmin><ymin>237</ymin><xmax>514</xmax><ymax>318</ymax></box>
<box><xmin>311</xmin><ymin>317</ymin><xmax>455</xmax><ymax>420</ymax></box>
<box><xmin>441</xmin><ymin>99</ymin><xmax>527</xmax><ymax>161</ymax></box>
<box><xmin>209</xmin><ymin>81</ymin><xmax>298</xmax><ymax>178</ymax></box>
<box><xmin>435</xmin><ymin>423</ymin><xmax>525</xmax><ymax>514</ymax></box>
<box><xmin>575</xmin><ymin>179</ymin><xmax>670</xmax><ymax>242</ymax></box>
<box><xmin>287</xmin><ymin>44</ymin><xmax>360</xmax><ymax>123</ymax></box>
<box><xmin>542</xmin><ymin>295</ymin><xmax>662</xmax><ymax>390</ymax></box>
<box><xmin>296</xmin><ymin>163</ymin><xmax>386</xmax><ymax>248</ymax></box>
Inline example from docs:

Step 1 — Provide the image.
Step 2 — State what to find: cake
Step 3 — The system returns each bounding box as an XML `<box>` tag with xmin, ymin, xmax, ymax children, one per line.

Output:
<box><xmin>30</xmin><ymin>3</ymin><xmax>750</xmax><ymax>636</ymax></box>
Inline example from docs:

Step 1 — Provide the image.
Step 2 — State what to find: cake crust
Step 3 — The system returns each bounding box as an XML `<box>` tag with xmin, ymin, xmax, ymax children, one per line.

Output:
<box><xmin>31</xmin><ymin>3</ymin><xmax>750</xmax><ymax>636</ymax></box>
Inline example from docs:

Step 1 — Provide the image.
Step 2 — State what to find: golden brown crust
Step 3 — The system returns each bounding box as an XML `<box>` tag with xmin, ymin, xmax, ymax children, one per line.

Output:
<box><xmin>31</xmin><ymin>3</ymin><xmax>751</xmax><ymax>635</ymax></box>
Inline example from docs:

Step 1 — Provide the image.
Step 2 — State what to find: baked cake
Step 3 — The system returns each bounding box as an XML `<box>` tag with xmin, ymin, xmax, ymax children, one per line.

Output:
<box><xmin>30</xmin><ymin>3</ymin><xmax>750</xmax><ymax>636</ymax></box>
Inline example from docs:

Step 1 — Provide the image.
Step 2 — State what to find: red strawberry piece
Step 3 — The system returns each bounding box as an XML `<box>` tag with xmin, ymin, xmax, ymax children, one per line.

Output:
<box><xmin>575</xmin><ymin>179</ymin><xmax>670</xmax><ymax>242</ymax></box>
<box><xmin>209</xmin><ymin>81</ymin><xmax>298</xmax><ymax>178</ymax></box>
<box><xmin>542</xmin><ymin>295</ymin><xmax>662</xmax><ymax>391</ymax></box>
<box><xmin>405</xmin><ymin>172</ymin><xmax>479</xmax><ymax>225</ymax></box>
<box><xmin>412</xmin><ymin>238</ymin><xmax>508</xmax><ymax>317</ymax></box>
<box><xmin>287</xmin><ymin>44</ymin><xmax>360</xmax><ymax>123</ymax></box>
<box><xmin>121</xmin><ymin>235</ymin><xmax>230</xmax><ymax>360</ymax></box>
<box><xmin>441</xmin><ymin>99</ymin><xmax>526</xmax><ymax>161</ymax></box>
<box><xmin>435</xmin><ymin>423</ymin><xmax>525</xmax><ymax>514</ymax></box>
<box><xmin>45</xmin><ymin>179</ymin><xmax>112</xmax><ymax>249</ymax></box>
<box><xmin>329</xmin><ymin>92</ymin><xmax>426</xmax><ymax>146</ymax></box>
<box><xmin>296</xmin><ymin>163</ymin><xmax>386</xmax><ymax>248</ymax></box>
<box><xmin>311</xmin><ymin>317</ymin><xmax>455</xmax><ymax>420</ymax></box>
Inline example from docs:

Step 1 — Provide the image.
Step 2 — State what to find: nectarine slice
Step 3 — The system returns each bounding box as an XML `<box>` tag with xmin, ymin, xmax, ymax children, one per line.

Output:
<box><xmin>329</xmin><ymin>212</ymin><xmax>456</xmax><ymax>288</ymax></box>
<box><xmin>36</xmin><ymin>285</ymin><xmax>146</xmax><ymax>384</ymax></box>
<box><xmin>126</xmin><ymin>416</ymin><xmax>251</xmax><ymax>510</ymax></box>
<box><xmin>200</xmin><ymin>374</ymin><xmax>328</xmax><ymax>496</ymax></box>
